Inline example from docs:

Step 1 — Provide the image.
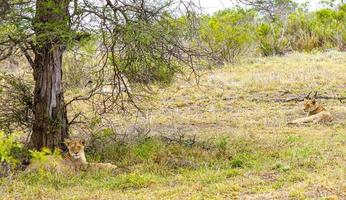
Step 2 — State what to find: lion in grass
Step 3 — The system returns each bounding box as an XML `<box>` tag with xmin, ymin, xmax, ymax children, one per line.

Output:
<box><xmin>288</xmin><ymin>92</ymin><xmax>333</xmax><ymax>125</ymax></box>
<box><xmin>26</xmin><ymin>138</ymin><xmax>117</xmax><ymax>173</ymax></box>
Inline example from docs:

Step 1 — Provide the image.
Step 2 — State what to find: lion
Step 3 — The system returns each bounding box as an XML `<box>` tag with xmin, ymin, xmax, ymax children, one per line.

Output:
<box><xmin>288</xmin><ymin>92</ymin><xmax>333</xmax><ymax>125</ymax></box>
<box><xmin>26</xmin><ymin>138</ymin><xmax>117</xmax><ymax>173</ymax></box>
<box><xmin>63</xmin><ymin>138</ymin><xmax>88</xmax><ymax>171</ymax></box>
<box><xmin>64</xmin><ymin>138</ymin><xmax>118</xmax><ymax>171</ymax></box>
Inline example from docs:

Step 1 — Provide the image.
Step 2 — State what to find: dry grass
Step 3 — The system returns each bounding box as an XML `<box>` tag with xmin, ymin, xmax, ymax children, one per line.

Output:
<box><xmin>1</xmin><ymin>51</ymin><xmax>346</xmax><ymax>199</ymax></box>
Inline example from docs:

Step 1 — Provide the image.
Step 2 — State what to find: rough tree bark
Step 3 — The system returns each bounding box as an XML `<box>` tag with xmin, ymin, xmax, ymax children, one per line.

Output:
<box><xmin>30</xmin><ymin>0</ymin><xmax>70</xmax><ymax>150</ymax></box>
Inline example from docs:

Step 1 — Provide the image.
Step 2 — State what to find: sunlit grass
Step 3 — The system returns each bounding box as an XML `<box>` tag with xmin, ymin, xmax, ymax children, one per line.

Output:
<box><xmin>1</xmin><ymin>52</ymin><xmax>346</xmax><ymax>199</ymax></box>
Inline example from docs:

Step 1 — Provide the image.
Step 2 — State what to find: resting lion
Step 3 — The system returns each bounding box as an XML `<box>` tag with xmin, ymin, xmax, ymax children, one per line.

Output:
<box><xmin>65</xmin><ymin>138</ymin><xmax>118</xmax><ymax>171</ymax></box>
<box><xmin>288</xmin><ymin>92</ymin><xmax>333</xmax><ymax>125</ymax></box>
<box><xmin>26</xmin><ymin>138</ymin><xmax>117</xmax><ymax>173</ymax></box>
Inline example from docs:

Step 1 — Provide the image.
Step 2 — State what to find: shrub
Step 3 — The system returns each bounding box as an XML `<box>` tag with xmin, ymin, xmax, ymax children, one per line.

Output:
<box><xmin>286</xmin><ymin>11</ymin><xmax>320</xmax><ymax>51</ymax></box>
<box><xmin>0</xmin><ymin>72</ymin><xmax>33</xmax><ymax>133</ymax></box>
<box><xmin>199</xmin><ymin>9</ymin><xmax>256</xmax><ymax>62</ymax></box>
<box><xmin>256</xmin><ymin>21</ymin><xmax>289</xmax><ymax>56</ymax></box>
<box><xmin>319</xmin><ymin>9</ymin><xmax>346</xmax><ymax>50</ymax></box>
<box><xmin>284</xmin><ymin>5</ymin><xmax>346</xmax><ymax>52</ymax></box>
<box><xmin>0</xmin><ymin>131</ymin><xmax>22</xmax><ymax>177</ymax></box>
<box><xmin>26</xmin><ymin>148</ymin><xmax>64</xmax><ymax>174</ymax></box>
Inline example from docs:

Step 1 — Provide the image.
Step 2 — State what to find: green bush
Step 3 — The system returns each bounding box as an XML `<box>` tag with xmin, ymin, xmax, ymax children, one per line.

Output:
<box><xmin>256</xmin><ymin>21</ymin><xmax>289</xmax><ymax>56</ymax></box>
<box><xmin>199</xmin><ymin>9</ymin><xmax>256</xmax><ymax>62</ymax></box>
<box><xmin>197</xmin><ymin>5</ymin><xmax>346</xmax><ymax>56</ymax></box>
<box><xmin>0</xmin><ymin>131</ymin><xmax>22</xmax><ymax>169</ymax></box>
<box><xmin>286</xmin><ymin>5</ymin><xmax>346</xmax><ymax>52</ymax></box>
<box><xmin>314</xmin><ymin>6</ymin><xmax>346</xmax><ymax>50</ymax></box>
<box><xmin>286</xmin><ymin>11</ymin><xmax>320</xmax><ymax>51</ymax></box>
<box><xmin>0</xmin><ymin>73</ymin><xmax>33</xmax><ymax>133</ymax></box>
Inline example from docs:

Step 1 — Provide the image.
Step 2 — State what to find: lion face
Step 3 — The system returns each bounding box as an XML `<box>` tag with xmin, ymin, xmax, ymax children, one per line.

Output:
<box><xmin>303</xmin><ymin>98</ymin><xmax>319</xmax><ymax>112</ymax></box>
<box><xmin>65</xmin><ymin>139</ymin><xmax>85</xmax><ymax>160</ymax></box>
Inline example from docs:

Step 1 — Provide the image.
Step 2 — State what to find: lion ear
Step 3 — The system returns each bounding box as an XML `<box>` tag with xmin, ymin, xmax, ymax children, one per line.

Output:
<box><xmin>64</xmin><ymin>138</ymin><xmax>71</xmax><ymax>145</ymax></box>
<box><xmin>306</xmin><ymin>91</ymin><xmax>312</xmax><ymax>99</ymax></box>
<box><xmin>80</xmin><ymin>139</ymin><xmax>86</xmax><ymax>146</ymax></box>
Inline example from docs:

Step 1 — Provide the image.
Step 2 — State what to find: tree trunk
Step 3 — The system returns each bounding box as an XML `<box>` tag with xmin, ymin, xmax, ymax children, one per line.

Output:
<box><xmin>30</xmin><ymin>0</ymin><xmax>70</xmax><ymax>150</ymax></box>
<box><xmin>30</xmin><ymin>45</ymin><xmax>69</xmax><ymax>150</ymax></box>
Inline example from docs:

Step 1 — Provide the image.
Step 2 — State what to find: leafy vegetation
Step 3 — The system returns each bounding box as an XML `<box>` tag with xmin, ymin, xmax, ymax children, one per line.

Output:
<box><xmin>200</xmin><ymin>9</ymin><xmax>256</xmax><ymax>62</ymax></box>
<box><xmin>199</xmin><ymin>3</ymin><xmax>346</xmax><ymax>60</ymax></box>
<box><xmin>1</xmin><ymin>52</ymin><xmax>346</xmax><ymax>199</ymax></box>
<box><xmin>0</xmin><ymin>131</ymin><xmax>22</xmax><ymax>167</ymax></box>
<box><xmin>1</xmin><ymin>0</ymin><xmax>346</xmax><ymax>199</ymax></box>
<box><xmin>0</xmin><ymin>72</ymin><xmax>33</xmax><ymax>133</ymax></box>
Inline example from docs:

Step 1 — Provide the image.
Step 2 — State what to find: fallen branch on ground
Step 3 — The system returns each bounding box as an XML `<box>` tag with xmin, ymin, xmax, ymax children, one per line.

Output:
<box><xmin>251</xmin><ymin>95</ymin><xmax>346</xmax><ymax>103</ymax></box>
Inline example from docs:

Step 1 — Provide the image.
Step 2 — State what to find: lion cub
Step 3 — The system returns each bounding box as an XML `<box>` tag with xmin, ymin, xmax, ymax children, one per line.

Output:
<box><xmin>64</xmin><ymin>138</ymin><xmax>88</xmax><ymax>170</ymax></box>
<box><xmin>26</xmin><ymin>138</ymin><xmax>117</xmax><ymax>173</ymax></box>
<box><xmin>64</xmin><ymin>138</ymin><xmax>118</xmax><ymax>171</ymax></box>
<box><xmin>288</xmin><ymin>92</ymin><xmax>333</xmax><ymax>125</ymax></box>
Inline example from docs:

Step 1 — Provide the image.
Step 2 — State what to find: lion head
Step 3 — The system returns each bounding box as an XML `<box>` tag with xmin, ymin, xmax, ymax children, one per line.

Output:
<box><xmin>303</xmin><ymin>91</ymin><xmax>320</xmax><ymax>113</ymax></box>
<box><xmin>64</xmin><ymin>138</ymin><xmax>86</xmax><ymax>160</ymax></box>
<box><xmin>303</xmin><ymin>98</ymin><xmax>320</xmax><ymax>112</ymax></box>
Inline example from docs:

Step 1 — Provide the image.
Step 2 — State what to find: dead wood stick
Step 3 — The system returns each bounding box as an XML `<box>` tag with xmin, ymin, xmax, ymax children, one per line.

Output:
<box><xmin>251</xmin><ymin>95</ymin><xmax>346</xmax><ymax>103</ymax></box>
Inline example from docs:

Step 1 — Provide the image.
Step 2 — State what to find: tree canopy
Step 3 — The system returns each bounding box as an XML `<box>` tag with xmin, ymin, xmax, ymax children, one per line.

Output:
<box><xmin>0</xmin><ymin>0</ymin><xmax>201</xmax><ymax>149</ymax></box>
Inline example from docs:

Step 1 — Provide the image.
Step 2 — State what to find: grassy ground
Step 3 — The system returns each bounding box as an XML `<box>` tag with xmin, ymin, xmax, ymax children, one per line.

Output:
<box><xmin>1</xmin><ymin>51</ymin><xmax>346</xmax><ymax>199</ymax></box>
